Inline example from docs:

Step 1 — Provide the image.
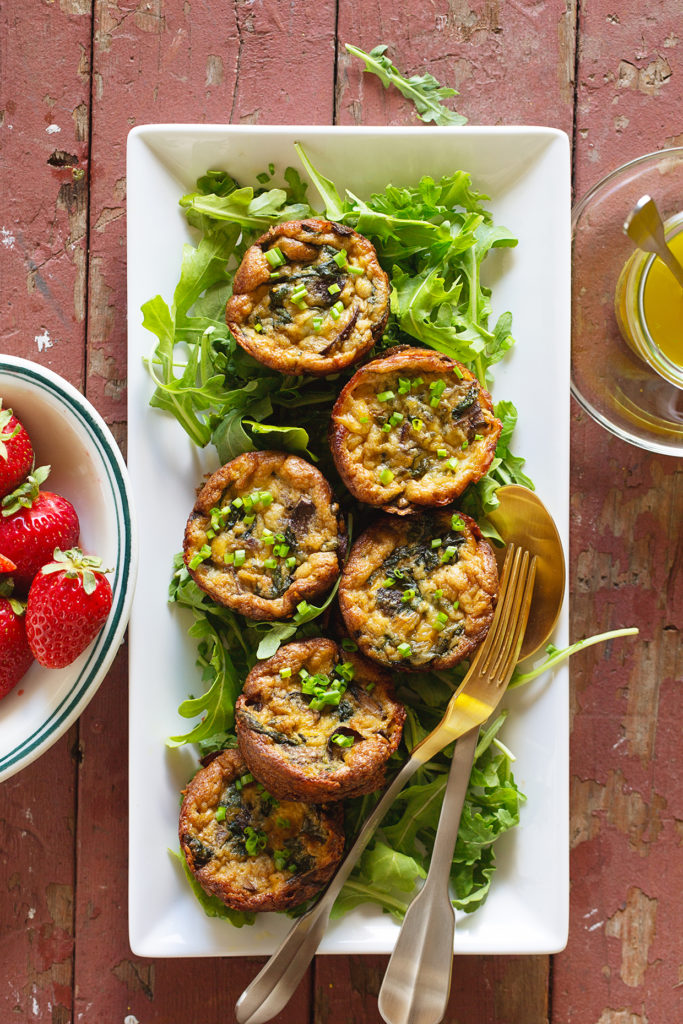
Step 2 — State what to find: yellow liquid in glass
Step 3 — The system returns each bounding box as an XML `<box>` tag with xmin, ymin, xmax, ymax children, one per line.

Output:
<box><xmin>641</xmin><ymin>230</ymin><xmax>683</xmax><ymax>367</ymax></box>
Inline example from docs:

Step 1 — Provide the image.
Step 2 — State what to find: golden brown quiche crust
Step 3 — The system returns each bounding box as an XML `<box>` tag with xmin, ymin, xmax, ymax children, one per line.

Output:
<box><xmin>183</xmin><ymin>451</ymin><xmax>345</xmax><ymax>620</ymax></box>
<box><xmin>179</xmin><ymin>749</ymin><xmax>344</xmax><ymax>912</ymax></box>
<box><xmin>330</xmin><ymin>347</ymin><xmax>501</xmax><ymax>514</ymax></box>
<box><xmin>236</xmin><ymin>639</ymin><xmax>405</xmax><ymax>802</ymax></box>
<box><xmin>338</xmin><ymin>510</ymin><xmax>498</xmax><ymax>670</ymax></box>
<box><xmin>226</xmin><ymin>218</ymin><xmax>390</xmax><ymax>376</ymax></box>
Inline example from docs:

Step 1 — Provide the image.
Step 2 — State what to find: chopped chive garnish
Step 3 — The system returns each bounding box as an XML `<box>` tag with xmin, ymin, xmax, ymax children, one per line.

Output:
<box><xmin>240</xmin><ymin>773</ymin><xmax>254</xmax><ymax>785</ymax></box>
<box><xmin>437</xmin><ymin>448</ymin><xmax>447</xmax><ymax>458</ymax></box>
<box><xmin>331</xmin><ymin>733</ymin><xmax>354</xmax><ymax>748</ymax></box>
<box><xmin>341</xmin><ymin>638</ymin><xmax>358</xmax><ymax>651</ymax></box>
<box><xmin>453</xmin><ymin>600</ymin><xmax>460</xmax><ymax>610</ymax></box>
<box><xmin>243</xmin><ymin>514</ymin><xmax>255</xmax><ymax>525</ymax></box>
<box><xmin>397</xmin><ymin>643</ymin><xmax>412</xmax><ymax>658</ymax></box>
<box><xmin>263</xmin><ymin>534</ymin><xmax>275</xmax><ymax>546</ymax></box>
<box><xmin>328</xmin><ymin>283</ymin><xmax>341</xmax><ymax>295</ymax></box>
<box><xmin>451</xmin><ymin>514</ymin><xmax>465</xmax><ymax>530</ymax></box>
<box><xmin>264</xmin><ymin>557</ymin><xmax>277</xmax><ymax>569</ymax></box>
<box><xmin>312</xmin><ymin>317</ymin><xmax>323</xmax><ymax>331</ymax></box>
<box><xmin>232</xmin><ymin>497</ymin><xmax>243</xmax><ymax>509</ymax></box>
<box><xmin>461</xmin><ymin>440</ymin><xmax>469</xmax><ymax>450</ymax></box>
<box><xmin>215</xmin><ymin>805</ymin><xmax>227</xmax><ymax>820</ymax></box>
<box><xmin>383</xmin><ymin>578</ymin><xmax>395</xmax><ymax>588</ymax></box>
<box><xmin>401</xmin><ymin>588</ymin><xmax>416</xmax><ymax>603</ymax></box>
<box><xmin>377</xmin><ymin>390</ymin><xmax>395</xmax><ymax>403</ymax></box>
<box><xmin>447</xmin><ymin>458</ymin><xmax>459</xmax><ymax>471</ymax></box>
<box><xmin>260</xmin><ymin>493</ymin><xmax>273</xmax><ymax>507</ymax></box>
<box><xmin>412</xmin><ymin>418</ymin><xmax>424</xmax><ymax>432</ymax></box>
<box><xmin>382</xmin><ymin>423</ymin><xmax>392</xmax><ymax>433</ymax></box>
<box><xmin>275</xmin><ymin>533</ymin><xmax>286</xmax><ymax>543</ymax></box>
<box><xmin>434</xmin><ymin>589</ymin><xmax>443</xmax><ymax>600</ymax></box>
<box><xmin>348</xmin><ymin>264</ymin><xmax>363</xmax><ymax>276</ymax></box>
<box><xmin>412</xmin><ymin>377</ymin><xmax>424</xmax><ymax>389</ymax></box>
<box><xmin>234</xmin><ymin>549</ymin><xmax>246</xmax><ymax>568</ymax></box>
<box><xmin>279</xmin><ymin>667</ymin><xmax>292</xmax><ymax>679</ymax></box>
<box><xmin>206</xmin><ymin>528</ymin><xmax>215</xmax><ymax>539</ymax></box>
<box><xmin>333</xmin><ymin>250</ymin><xmax>347</xmax><ymax>267</ymax></box>
<box><xmin>474</xmin><ymin>433</ymin><xmax>483</xmax><ymax>441</ymax></box>
<box><xmin>256</xmin><ymin>172</ymin><xmax>269</xmax><ymax>184</ymax></box>
<box><xmin>189</xmin><ymin>543</ymin><xmax>212</xmax><ymax>570</ymax></box>
<box><xmin>223</xmin><ymin>552</ymin><xmax>235</xmax><ymax>565</ymax></box>
<box><xmin>431</xmin><ymin>538</ymin><xmax>442</xmax><ymax>549</ymax></box>
<box><xmin>379</xmin><ymin>468</ymin><xmax>394</xmax><ymax>485</ymax></box>
<box><xmin>286</xmin><ymin>556</ymin><xmax>297</xmax><ymax>569</ymax></box>
<box><xmin>242</xmin><ymin>495</ymin><xmax>253</xmax><ymax>511</ymax></box>
<box><xmin>265</xmin><ymin>247</ymin><xmax>286</xmax><ymax>267</ymax></box>
<box><xmin>254</xmin><ymin>322</ymin><xmax>263</xmax><ymax>333</ymax></box>
<box><xmin>397</xmin><ymin>378</ymin><xmax>411</xmax><ymax>394</ymax></box>
<box><xmin>296</xmin><ymin>601</ymin><xmax>310</xmax><ymax>616</ymax></box>
<box><xmin>440</xmin><ymin>545</ymin><xmax>457</xmax><ymax>564</ymax></box>
<box><xmin>329</xmin><ymin>301</ymin><xmax>344</xmax><ymax>320</ymax></box>
<box><xmin>389</xmin><ymin>412</ymin><xmax>404</xmax><ymax>426</ymax></box>
<box><xmin>359</xmin><ymin>415</ymin><xmax>369</xmax><ymax>423</ymax></box>
<box><xmin>268</xmin><ymin>162</ymin><xmax>275</xmax><ymax>175</ymax></box>
<box><xmin>436</xmin><ymin>611</ymin><xmax>449</xmax><ymax>625</ymax></box>
<box><xmin>453</xmin><ymin>365</ymin><xmax>464</xmax><ymax>379</ymax></box>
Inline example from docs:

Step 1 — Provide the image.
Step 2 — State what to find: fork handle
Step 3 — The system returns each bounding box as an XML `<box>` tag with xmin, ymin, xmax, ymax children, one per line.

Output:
<box><xmin>378</xmin><ymin>728</ymin><xmax>480</xmax><ymax>1024</ymax></box>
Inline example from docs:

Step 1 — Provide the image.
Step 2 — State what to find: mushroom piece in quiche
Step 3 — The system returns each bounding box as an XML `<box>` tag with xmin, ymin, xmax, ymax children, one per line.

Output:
<box><xmin>329</xmin><ymin>348</ymin><xmax>501</xmax><ymax>514</ymax></box>
<box><xmin>338</xmin><ymin>510</ymin><xmax>498</xmax><ymax>671</ymax></box>
<box><xmin>179</xmin><ymin>749</ymin><xmax>344</xmax><ymax>913</ymax></box>
<box><xmin>235</xmin><ymin>639</ymin><xmax>405</xmax><ymax>803</ymax></box>
<box><xmin>226</xmin><ymin>218</ymin><xmax>390</xmax><ymax>376</ymax></box>
<box><xmin>183</xmin><ymin>451</ymin><xmax>345</xmax><ymax>620</ymax></box>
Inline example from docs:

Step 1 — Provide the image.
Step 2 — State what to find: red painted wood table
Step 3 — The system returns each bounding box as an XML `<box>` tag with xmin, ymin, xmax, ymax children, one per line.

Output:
<box><xmin>1</xmin><ymin>3</ymin><xmax>681</xmax><ymax>1022</ymax></box>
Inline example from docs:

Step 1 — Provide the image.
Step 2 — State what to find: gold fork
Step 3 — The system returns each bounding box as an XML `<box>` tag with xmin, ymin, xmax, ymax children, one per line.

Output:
<box><xmin>235</xmin><ymin>544</ymin><xmax>535</xmax><ymax>1024</ymax></box>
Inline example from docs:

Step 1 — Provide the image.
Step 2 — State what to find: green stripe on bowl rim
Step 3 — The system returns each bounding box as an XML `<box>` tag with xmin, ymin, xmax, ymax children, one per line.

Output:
<box><xmin>0</xmin><ymin>357</ymin><xmax>137</xmax><ymax>779</ymax></box>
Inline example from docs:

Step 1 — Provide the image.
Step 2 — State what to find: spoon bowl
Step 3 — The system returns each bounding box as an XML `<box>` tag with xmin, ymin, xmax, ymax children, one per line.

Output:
<box><xmin>487</xmin><ymin>484</ymin><xmax>565</xmax><ymax>660</ymax></box>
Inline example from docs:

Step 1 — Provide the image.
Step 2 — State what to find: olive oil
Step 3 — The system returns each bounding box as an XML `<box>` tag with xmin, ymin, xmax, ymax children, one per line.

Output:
<box><xmin>641</xmin><ymin>229</ymin><xmax>683</xmax><ymax>366</ymax></box>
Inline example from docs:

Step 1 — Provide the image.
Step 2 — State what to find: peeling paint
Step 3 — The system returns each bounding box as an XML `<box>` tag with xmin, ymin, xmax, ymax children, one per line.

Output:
<box><xmin>35</xmin><ymin>329</ymin><xmax>54</xmax><ymax>352</ymax></box>
<box><xmin>46</xmin><ymin>124</ymin><xmax>61</xmax><ymax>134</ymax></box>
<box><xmin>605</xmin><ymin>887</ymin><xmax>657</xmax><ymax>987</ymax></box>
<box><xmin>1</xmin><ymin>226</ymin><xmax>15</xmax><ymax>249</ymax></box>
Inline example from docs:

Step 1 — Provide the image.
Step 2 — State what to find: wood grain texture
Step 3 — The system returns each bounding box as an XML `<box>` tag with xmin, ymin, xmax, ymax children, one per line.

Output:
<box><xmin>555</xmin><ymin>5</ymin><xmax>683</xmax><ymax>1020</ymax></box>
<box><xmin>0</xmin><ymin>0</ymin><xmax>91</xmax><ymax>385</ymax></box>
<box><xmin>1</xmin><ymin>0</ymin><xmax>681</xmax><ymax>1022</ymax></box>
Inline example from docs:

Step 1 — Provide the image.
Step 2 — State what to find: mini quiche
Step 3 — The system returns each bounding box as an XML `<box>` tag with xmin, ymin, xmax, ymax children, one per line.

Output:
<box><xmin>183</xmin><ymin>451</ymin><xmax>345</xmax><ymax>620</ymax></box>
<box><xmin>235</xmin><ymin>638</ymin><xmax>405</xmax><ymax>803</ymax></box>
<box><xmin>179</xmin><ymin>749</ymin><xmax>344</xmax><ymax>913</ymax></box>
<box><xmin>338</xmin><ymin>510</ymin><xmax>498</xmax><ymax>670</ymax></box>
<box><xmin>225</xmin><ymin>218</ymin><xmax>390</xmax><ymax>376</ymax></box>
<box><xmin>330</xmin><ymin>347</ymin><xmax>501</xmax><ymax>514</ymax></box>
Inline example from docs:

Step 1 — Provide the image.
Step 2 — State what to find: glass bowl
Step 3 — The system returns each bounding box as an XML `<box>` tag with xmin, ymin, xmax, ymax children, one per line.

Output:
<box><xmin>572</xmin><ymin>147</ymin><xmax>683</xmax><ymax>455</ymax></box>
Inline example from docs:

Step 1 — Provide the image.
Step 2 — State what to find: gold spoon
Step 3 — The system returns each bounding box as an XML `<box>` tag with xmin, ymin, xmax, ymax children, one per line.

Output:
<box><xmin>488</xmin><ymin>483</ymin><xmax>566</xmax><ymax>660</ymax></box>
<box><xmin>377</xmin><ymin>485</ymin><xmax>566</xmax><ymax>1024</ymax></box>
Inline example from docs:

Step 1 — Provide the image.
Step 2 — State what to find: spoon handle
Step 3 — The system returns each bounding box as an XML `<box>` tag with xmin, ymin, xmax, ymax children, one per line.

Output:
<box><xmin>377</xmin><ymin>728</ymin><xmax>479</xmax><ymax>1024</ymax></box>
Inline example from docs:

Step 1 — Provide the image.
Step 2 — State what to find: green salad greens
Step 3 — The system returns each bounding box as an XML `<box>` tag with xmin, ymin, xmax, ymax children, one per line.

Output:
<box><xmin>141</xmin><ymin>144</ymin><xmax>542</xmax><ymax>925</ymax></box>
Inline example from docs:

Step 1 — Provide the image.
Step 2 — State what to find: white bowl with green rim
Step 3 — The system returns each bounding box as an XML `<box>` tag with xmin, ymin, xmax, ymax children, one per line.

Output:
<box><xmin>0</xmin><ymin>355</ymin><xmax>138</xmax><ymax>782</ymax></box>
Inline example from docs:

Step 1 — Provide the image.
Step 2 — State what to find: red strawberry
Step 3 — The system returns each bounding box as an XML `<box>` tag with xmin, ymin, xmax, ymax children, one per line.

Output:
<box><xmin>0</xmin><ymin>580</ymin><xmax>33</xmax><ymax>698</ymax></box>
<box><xmin>0</xmin><ymin>554</ymin><xmax>17</xmax><ymax>573</ymax></box>
<box><xmin>26</xmin><ymin>548</ymin><xmax>113</xmax><ymax>669</ymax></box>
<box><xmin>0</xmin><ymin>467</ymin><xmax>79</xmax><ymax>593</ymax></box>
<box><xmin>0</xmin><ymin>402</ymin><xmax>34</xmax><ymax>499</ymax></box>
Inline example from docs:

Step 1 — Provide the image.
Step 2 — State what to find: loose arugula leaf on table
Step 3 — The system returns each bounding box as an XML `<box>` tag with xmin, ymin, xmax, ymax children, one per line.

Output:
<box><xmin>345</xmin><ymin>43</ymin><xmax>467</xmax><ymax>127</ymax></box>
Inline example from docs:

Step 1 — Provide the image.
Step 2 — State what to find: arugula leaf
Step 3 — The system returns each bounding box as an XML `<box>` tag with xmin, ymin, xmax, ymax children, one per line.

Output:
<box><xmin>332</xmin><ymin>841</ymin><xmax>426</xmax><ymax>920</ymax></box>
<box><xmin>509</xmin><ymin>627</ymin><xmax>640</xmax><ymax>689</ymax></box>
<box><xmin>345</xmin><ymin>44</ymin><xmax>467</xmax><ymax>126</ymax></box>
<box><xmin>170</xmin><ymin>850</ymin><xmax>255</xmax><ymax>926</ymax></box>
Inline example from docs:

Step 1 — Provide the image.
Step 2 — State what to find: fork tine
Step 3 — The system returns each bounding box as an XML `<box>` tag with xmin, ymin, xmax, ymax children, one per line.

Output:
<box><xmin>489</xmin><ymin>550</ymin><xmax>531</xmax><ymax>678</ymax></box>
<box><xmin>491</xmin><ymin>554</ymin><xmax>537</xmax><ymax>683</ymax></box>
<box><xmin>457</xmin><ymin>544</ymin><xmax>516</xmax><ymax>679</ymax></box>
<box><xmin>480</xmin><ymin>545</ymin><xmax>524</xmax><ymax>675</ymax></box>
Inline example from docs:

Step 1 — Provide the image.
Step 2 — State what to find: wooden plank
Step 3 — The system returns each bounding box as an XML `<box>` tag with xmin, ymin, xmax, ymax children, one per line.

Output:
<box><xmin>0</xmin><ymin>737</ymin><xmax>78</xmax><ymax>1024</ymax></box>
<box><xmin>556</xmin><ymin>3</ymin><xmax>683</xmax><ymax>1022</ymax></box>
<box><xmin>0</xmin><ymin>2</ymin><xmax>91</xmax><ymax>1021</ymax></box>
<box><xmin>72</xmin><ymin>2</ymin><xmax>338</xmax><ymax>1021</ymax></box>
<box><xmin>0</xmin><ymin>0</ymin><xmax>91</xmax><ymax>384</ymax></box>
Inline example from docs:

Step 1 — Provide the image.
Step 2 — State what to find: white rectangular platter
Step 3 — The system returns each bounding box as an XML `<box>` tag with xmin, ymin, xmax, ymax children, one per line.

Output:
<box><xmin>126</xmin><ymin>124</ymin><xmax>571</xmax><ymax>957</ymax></box>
